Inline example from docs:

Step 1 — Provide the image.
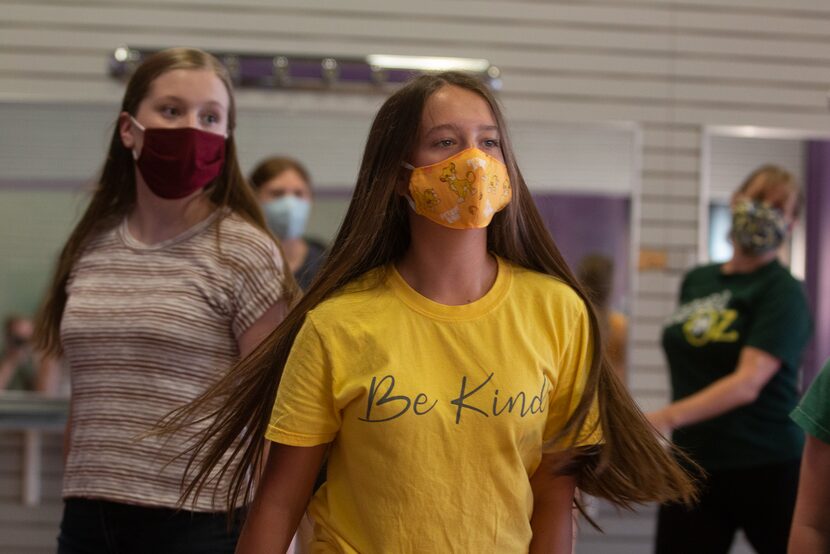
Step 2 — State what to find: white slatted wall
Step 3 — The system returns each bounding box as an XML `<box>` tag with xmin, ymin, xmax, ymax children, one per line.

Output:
<box><xmin>3</xmin><ymin>0</ymin><xmax>830</xmax><ymax>552</ymax></box>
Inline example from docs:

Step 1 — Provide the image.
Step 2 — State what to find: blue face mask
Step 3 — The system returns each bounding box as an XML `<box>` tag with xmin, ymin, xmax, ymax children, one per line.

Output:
<box><xmin>263</xmin><ymin>195</ymin><xmax>311</xmax><ymax>239</ymax></box>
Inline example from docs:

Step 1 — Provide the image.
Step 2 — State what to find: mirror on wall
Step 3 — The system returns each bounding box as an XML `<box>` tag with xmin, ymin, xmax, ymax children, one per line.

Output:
<box><xmin>0</xmin><ymin>102</ymin><xmax>641</xmax><ymax>399</ymax></box>
<box><xmin>701</xmin><ymin>129</ymin><xmax>813</xmax><ymax>279</ymax></box>
<box><xmin>511</xmin><ymin>121</ymin><xmax>640</xmax><ymax>316</ymax></box>
<box><xmin>701</xmin><ymin>126</ymin><xmax>830</xmax><ymax>382</ymax></box>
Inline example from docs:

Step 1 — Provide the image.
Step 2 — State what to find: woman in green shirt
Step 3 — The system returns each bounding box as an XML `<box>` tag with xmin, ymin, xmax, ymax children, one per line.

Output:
<box><xmin>648</xmin><ymin>165</ymin><xmax>812</xmax><ymax>554</ymax></box>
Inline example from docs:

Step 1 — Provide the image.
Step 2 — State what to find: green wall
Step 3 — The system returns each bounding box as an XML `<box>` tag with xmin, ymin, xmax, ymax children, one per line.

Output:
<box><xmin>0</xmin><ymin>189</ymin><xmax>89</xmax><ymax>320</ymax></box>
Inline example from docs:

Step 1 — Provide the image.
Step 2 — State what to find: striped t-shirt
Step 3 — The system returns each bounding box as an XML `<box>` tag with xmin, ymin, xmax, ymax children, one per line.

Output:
<box><xmin>61</xmin><ymin>209</ymin><xmax>285</xmax><ymax>511</ymax></box>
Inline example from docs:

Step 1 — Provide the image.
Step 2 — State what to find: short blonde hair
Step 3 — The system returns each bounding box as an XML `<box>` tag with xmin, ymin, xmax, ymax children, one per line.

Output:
<box><xmin>735</xmin><ymin>165</ymin><xmax>802</xmax><ymax>219</ymax></box>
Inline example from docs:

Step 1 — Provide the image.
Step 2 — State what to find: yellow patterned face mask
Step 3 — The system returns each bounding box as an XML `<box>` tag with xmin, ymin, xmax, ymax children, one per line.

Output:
<box><xmin>403</xmin><ymin>147</ymin><xmax>512</xmax><ymax>230</ymax></box>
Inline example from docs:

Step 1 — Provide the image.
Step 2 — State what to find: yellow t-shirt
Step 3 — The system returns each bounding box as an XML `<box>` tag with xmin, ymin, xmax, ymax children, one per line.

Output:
<box><xmin>267</xmin><ymin>256</ymin><xmax>600</xmax><ymax>553</ymax></box>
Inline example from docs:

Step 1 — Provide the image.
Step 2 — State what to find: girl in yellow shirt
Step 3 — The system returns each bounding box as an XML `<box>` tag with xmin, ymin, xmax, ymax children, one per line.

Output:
<box><xmin>173</xmin><ymin>72</ymin><xmax>695</xmax><ymax>553</ymax></box>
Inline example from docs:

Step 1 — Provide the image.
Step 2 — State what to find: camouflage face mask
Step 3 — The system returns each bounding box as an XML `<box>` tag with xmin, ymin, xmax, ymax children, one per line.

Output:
<box><xmin>730</xmin><ymin>199</ymin><xmax>787</xmax><ymax>256</ymax></box>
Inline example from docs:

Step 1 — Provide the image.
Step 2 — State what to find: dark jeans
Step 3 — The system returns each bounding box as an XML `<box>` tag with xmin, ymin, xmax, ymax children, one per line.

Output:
<box><xmin>57</xmin><ymin>498</ymin><xmax>243</xmax><ymax>554</ymax></box>
<box><xmin>655</xmin><ymin>459</ymin><xmax>801</xmax><ymax>554</ymax></box>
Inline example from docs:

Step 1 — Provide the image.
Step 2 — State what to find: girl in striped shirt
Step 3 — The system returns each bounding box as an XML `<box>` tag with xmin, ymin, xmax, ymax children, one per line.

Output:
<box><xmin>36</xmin><ymin>48</ymin><xmax>296</xmax><ymax>553</ymax></box>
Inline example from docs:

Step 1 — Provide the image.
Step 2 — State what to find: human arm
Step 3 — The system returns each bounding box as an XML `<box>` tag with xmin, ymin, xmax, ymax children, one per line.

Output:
<box><xmin>34</xmin><ymin>355</ymin><xmax>62</xmax><ymax>396</ymax></box>
<box><xmin>531</xmin><ymin>297</ymin><xmax>596</xmax><ymax>553</ymax></box>
<box><xmin>647</xmin><ymin>345</ymin><xmax>779</xmax><ymax>435</ymax></box>
<box><xmin>63</xmin><ymin>399</ymin><xmax>73</xmax><ymax>466</ymax></box>
<box><xmin>529</xmin><ymin>453</ymin><xmax>578</xmax><ymax>554</ymax></box>
<box><xmin>237</xmin><ymin>300</ymin><xmax>289</xmax><ymax>358</ymax></box>
<box><xmin>235</xmin><ymin>441</ymin><xmax>328</xmax><ymax>554</ymax></box>
<box><xmin>237</xmin><ymin>300</ymin><xmax>290</xmax><ymax>472</ymax></box>
<box><xmin>788</xmin><ymin>434</ymin><xmax>830</xmax><ymax>553</ymax></box>
<box><xmin>247</xmin><ymin>313</ymin><xmax>338</xmax><ymax>549</ymax></box>
<box><xmin>789</xmin><ymin>362</ymin><xmax>830</xmax><ymax>552</ymax></box>
<box><xmin>230</xmin><ymin>223</ymin><xmax>292</xmax><ymax>359</ymax></box>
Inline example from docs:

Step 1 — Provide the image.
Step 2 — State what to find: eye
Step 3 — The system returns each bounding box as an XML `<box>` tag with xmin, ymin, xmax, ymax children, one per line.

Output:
<box><xmin>434</xmin><ymin>138</ymin><xmax>455</xmax><ymax>148</ymax></box>
<box><xmin>159</xmin><ymin>105</ymin><xmax>180</xmax><ymax>118</ymax></box>
<box><xmin>202</xmin><ymin>112</ymin><xmax>221</xmax><ymax>125</ymax></box>
<box><xmin>482</xmin><ymin>138</ymin><xmax>501</xmax><ymax>148</ymax></box>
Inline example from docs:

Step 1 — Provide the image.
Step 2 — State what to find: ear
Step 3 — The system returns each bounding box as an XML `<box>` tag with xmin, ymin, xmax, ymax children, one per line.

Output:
<box><xmin>118</xmin><ymin>111</ymin><xmax>136</xmax><ymax>150</ymax></box>
<box><xmin>395</xmin><ymin>168</ymin><xmax>412</xmax><ymax>197</ymax></box>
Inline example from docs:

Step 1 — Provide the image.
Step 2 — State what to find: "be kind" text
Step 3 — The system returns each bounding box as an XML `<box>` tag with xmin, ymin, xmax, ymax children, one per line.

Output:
<box><xmin>358</xmin><ymin>373</ymin><xmax>549</xmax><ymax>424</ymax></box>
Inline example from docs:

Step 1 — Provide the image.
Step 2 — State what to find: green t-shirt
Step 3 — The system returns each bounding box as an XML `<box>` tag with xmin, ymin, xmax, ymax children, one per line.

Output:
<box><xmin>662</xmin><ymin>260</ymin><xmax>811</xmax><ymax>470</ymax></box>
<box><xmin>791</xmin><ymin>360</ymin><xmax>830</xmax><ymax>444</ymax></box>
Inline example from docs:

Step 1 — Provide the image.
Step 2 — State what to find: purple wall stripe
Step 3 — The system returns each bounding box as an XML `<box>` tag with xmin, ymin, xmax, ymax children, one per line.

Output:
<box><xmin>804</xmin><ymin>141</ymin><xmax>830</xmax><ymax>387</ymax></box>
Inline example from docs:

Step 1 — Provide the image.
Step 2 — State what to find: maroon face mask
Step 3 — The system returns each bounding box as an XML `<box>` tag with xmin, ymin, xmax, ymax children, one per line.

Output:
<box><xmin>131</xmin><ymin>118</ymin><xmax>226</xmax><ymax>199</ymax></box>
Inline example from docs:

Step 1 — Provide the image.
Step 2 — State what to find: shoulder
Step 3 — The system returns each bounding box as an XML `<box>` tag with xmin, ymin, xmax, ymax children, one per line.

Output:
<box><xmin>216</xmin><ymin>211</ymin><xmax>274</xmax><ymax>248</ymax></box>
<box><xmin>507</xmin><ymin>261</ymin><xmax>588</xmax><ymax>320</ymax></box>
<box><xmin>301</xmin><ymin>238</ymin><xmax>328</xmax><ymax>272</ymax></box>
<box><xmin>812</xmin><ymin>361</ymin><xmax>830</xmax><ymax>391</ymax></box>
<box><xmin>71</xmin><ymin>224</ymin><xmax>124</xmax><ymax>279</ymax></box>
<box><xmin>792</xmin><ymin>360</ymin><xmax>830</xmax><ymax>440</ymax></box>
<box><xmin>80</xmin><ymin>223</ymin><xmax>121</xmax><ymax>254</ymax></box>
<box><xmin>676</xmin><ymin>263</ymin><xmax>721</xmax><ymax>298</ymax></box>
<box><xmin>305</xmin><ymin>266</ymin><xmax>392</xmax><ymax>324</ymax></box>
<box><xmin>214</xmin><ymin>212</ymin><xmax>283</xmax><ymax>266</ymax></box>
<box><xmin>684</xmin><ymin>263</ymin><xmax>720</xmax><ymax>283</ymax></box>
<box><xmin>763</xmin><ymin>262</ymin><xmax>806</xmax><ymax>295</ymax></box>
<box><xmin>306</xmin><ymin>237</ymin><xmax>328</xmax><ymax>255</ymax></box>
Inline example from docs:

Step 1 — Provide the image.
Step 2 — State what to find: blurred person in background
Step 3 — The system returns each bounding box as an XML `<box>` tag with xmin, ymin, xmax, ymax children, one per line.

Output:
<box><xmin>648</xmin><ymin>165</ymin><xmax>812</xmax><ymax>554</ymax></box>
<box><xmin>34</xmin><ymin>48</ymin><xmax>296</xmax><ymax>553</ymax></box>
<box><xmin>0</xmin><ymin>314</ymin><xmax>36</xmax><ymax>391</ymax></box>
<box><xmin>1</xmin><ymin>314</ymin><xmax>67</xmax><ymax>395</ymax></box>
<box><xmin>250</xmin><ymin>157</ymin><xmax>327</xmax><ymax>291</ymax></box>
<box><xmin>788</xmin><ymin>357</ymin><xmax>830</xmax><ymax>552</ymax></box>
<box><xmin>577</xmin><ymin>254</ymin><xmax>628</xmax><ymax>383</ymax></box>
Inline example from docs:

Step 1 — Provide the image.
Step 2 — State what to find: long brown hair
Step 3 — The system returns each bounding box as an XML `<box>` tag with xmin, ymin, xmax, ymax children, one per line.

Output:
<box><xmin>168</xmin><ymin>71</ymin><xmax>697</xmax><ymax>513</ymax></box>
<box><xmin>35</xmin><ymin>48</ymin><xmax>293</xmax><ymax>356</ymax></box>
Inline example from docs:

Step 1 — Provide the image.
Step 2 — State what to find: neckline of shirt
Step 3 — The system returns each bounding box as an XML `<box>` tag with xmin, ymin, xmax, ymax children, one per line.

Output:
<box><xmin>385</xmin><ymin>255</ymin><xmax>512</xmax><ymax>321</ymax></box>
<box><xmin>717</xmin><ymin>258</ymin><xmax>781</xmax><ymax>280</ymax></box>
<box><xmin>118</xmin><ymin>208</ymin><xmax>225</xmax><ymax>251</ymax></box>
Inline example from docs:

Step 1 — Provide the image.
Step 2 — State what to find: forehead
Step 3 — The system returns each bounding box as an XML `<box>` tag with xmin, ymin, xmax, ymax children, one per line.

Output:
<box><xmin>420</xmin><ymin>85</ymin><xmax>497</xmax><ymax>131</ymax></box>
<box><xmin>742</xmin><ymin>177</ymin><xmax>797</xmax><ymax>213</ymax></box>
<box><xmin>262</xmin><ymin>169</ymin><xmax>310</xmax><ymax>191</ymax></box>
<box><xmin>145</xmin><ymin>68</ymin><xmax>230</xmax><ymax>110</ymax></box>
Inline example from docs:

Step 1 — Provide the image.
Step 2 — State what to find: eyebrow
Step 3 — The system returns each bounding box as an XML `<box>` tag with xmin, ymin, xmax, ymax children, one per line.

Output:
<box><xmin>154</xmin><ymin>95</ymin><xmax>227</xmax><ymax>109</ymax></box>
<box><xmin>424</xmin><ymin>123</ymin><xmax>499</xmax><ymax>135</ymax></box>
